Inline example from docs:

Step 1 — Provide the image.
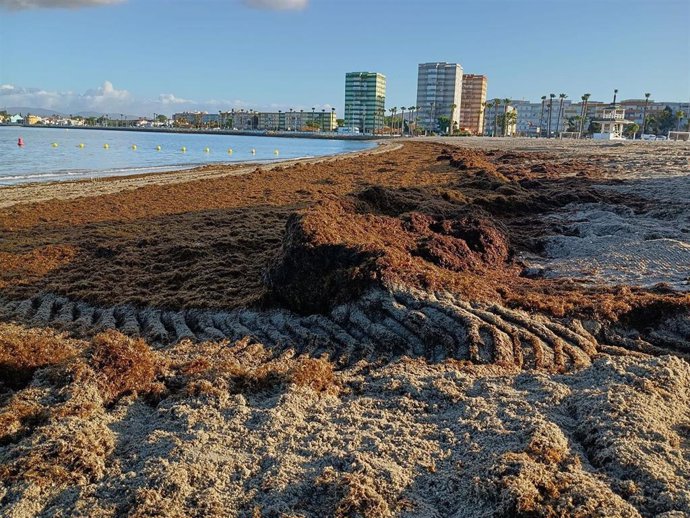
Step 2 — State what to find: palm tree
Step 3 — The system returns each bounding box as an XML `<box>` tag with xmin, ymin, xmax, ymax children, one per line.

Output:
<box><xmin>504</xmin><ymin>110</ymin><xmax>518</xmax><ymax>136</ymax></box>
<box><xmin>502</xmin><ymin>99</ymin><xmax>511</xmax><ymax>136</ymax></box>
<box><xmin>400</xmin><ymin>106</ymin><xmax>406</xmax><ymax>135</ymax></box>
<box><xmin>483</xmin><ymin>101</ymin><xmax>492</xmax><ymax>136</ymax></box>
<box><xmin>676</xmin><ymin>111</ymin><xmax>685</xmax><ymax>131</ymax></box>
<box><xmin>538</xmin><ymin>96</ymin><xmax>547</xmax><ymax>137</ymax></box>
<box><xmin>578</xmin><ymin>94</ymin><xmax>588</xmax><ymax>137</ymax></box>
<box><xmin>407</xmin><ymin>105</ymin><xmax>415</xmax><ymax>135</ymax></box>
<box><xmin>388</xmin><ymin>107</ymin><xmax>395</xmax><ymax>135</ymax></box>
<box><xmin>556</xmin><ymin>93</ymin><xmax>567</xmax><ymax>137</ymax></box>
<box><xmin>547</xmin><ymin>93</ymin><xmax>555</xmax><ymax>137</ymax></box>
<box><xmin>447</xmin><ymin>103</ymin><xmax>457</xmax><ymax>135</ymax></box>
<box><xmin>493</xmin><ymin>98</ymin><xmax>500</xmax><ymax>137</ymax></box>
<box><xmin>641</xmin><ymin>93</ymin><xmax>651</xmax><ymax>137</ymax></box>
<box><xmin>613</xmin><ymin>89</ymin><xmax>618</xmax><ymax>106</ymax></box>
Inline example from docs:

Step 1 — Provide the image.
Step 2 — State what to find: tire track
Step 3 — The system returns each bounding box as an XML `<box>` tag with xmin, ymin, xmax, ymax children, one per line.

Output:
<box><xmin>0</xmin><ymin>289</ymin><xmax>604</xmax><ymax>371</ymax></box>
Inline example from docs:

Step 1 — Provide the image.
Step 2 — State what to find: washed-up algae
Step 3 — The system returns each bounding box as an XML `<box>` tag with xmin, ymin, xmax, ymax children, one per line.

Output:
<box><xmin>1</xmin><ymin>140</ymin><xmax>689</xmax><ymax>517</ymax></box>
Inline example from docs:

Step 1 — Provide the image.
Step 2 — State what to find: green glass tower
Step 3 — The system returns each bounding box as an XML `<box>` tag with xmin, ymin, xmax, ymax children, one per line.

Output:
<box><xmin>344</xmin><ymin>72</ymin><xmax>386</xmax><ymax>135</ymax></box>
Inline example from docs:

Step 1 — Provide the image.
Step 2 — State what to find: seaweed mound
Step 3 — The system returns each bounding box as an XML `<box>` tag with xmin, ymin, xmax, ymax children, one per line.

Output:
<box><xmin>262</xmin><ymin>199</ymin><xmax>384</xmax><ymax>314</ymax></box>
<box><xmin>264</xmin><ymin>188</ymin><xmax>512</xmax><ymax>314</ymax></box>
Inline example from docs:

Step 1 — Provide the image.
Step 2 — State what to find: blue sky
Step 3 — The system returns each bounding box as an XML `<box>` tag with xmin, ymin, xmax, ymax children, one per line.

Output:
<box><xmin>1</xmin><ymin>0</ymin><xmax>688</xmax><ymax>116</ymax></box>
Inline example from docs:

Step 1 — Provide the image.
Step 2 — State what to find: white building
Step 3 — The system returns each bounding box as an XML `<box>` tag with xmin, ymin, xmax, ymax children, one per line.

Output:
<box><xmin>416</xmin><ymin>62</ymin><xmax>463</xmax><ymax>133</ymax></box>
<box><xmin>485</xmin><ymin>100</ymin><xmax>605</xmax><ymax>137</ymax></box>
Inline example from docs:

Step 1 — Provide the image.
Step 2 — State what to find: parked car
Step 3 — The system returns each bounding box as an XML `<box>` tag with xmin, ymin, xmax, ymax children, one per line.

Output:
<box><xmin>641</xmin><ymin>134</ymin><xmax>657</xmax><ymax>141</ymax></box>
<box><xmin>656</xmin><ymin>135</ymin><xmax>668</xmax><ymax>141</ymax></box>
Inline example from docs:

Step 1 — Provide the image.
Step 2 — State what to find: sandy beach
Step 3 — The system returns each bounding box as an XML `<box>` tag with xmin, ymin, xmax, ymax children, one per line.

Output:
<box><xmin>1</xmin><ymin>137</ymin><xmax>689</xmax><ymax>517</ymax></box>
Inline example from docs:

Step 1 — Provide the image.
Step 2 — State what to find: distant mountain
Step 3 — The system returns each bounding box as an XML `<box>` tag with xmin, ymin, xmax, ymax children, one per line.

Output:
<box><xmin>2</xmin><ymin>107</ymin><xmax>143</xmax><ymax>119</ymax></box>
<box><xmin>3</xmin><ymin>107</ymin><xmax>64</xmax><ymax>117</ymax></box>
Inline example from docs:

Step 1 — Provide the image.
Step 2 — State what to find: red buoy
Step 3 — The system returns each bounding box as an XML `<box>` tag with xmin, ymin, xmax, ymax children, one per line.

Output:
<box><xmin>17</xmin><ymin>137</ymin><xmax>24</xmax><ymax>147</ymax></box>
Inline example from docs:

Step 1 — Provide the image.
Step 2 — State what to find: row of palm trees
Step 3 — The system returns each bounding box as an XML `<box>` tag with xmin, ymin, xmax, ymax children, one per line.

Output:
<box><xmin>384</xmin><ymin>102</ymin><xmax>460</xmax><ymax>136</ymax></box>
<box><xmin>483</xmin><ymin>98</ymin><xmax>519</xmax><ymax>137</ymax></box>
<box><xmin>483</xmin><ymin>92</ymin><xmax>596</xmax><ymax>138</ymax></box>
<box><xmin>483</xmin><ymin>90</ymin><xmax>684</xmax><ymax>139</ymax></box>
<box><xmin>483</xmin><ymin>92</ymin><xmax>588</xmax><ymax>138</ymax></box>
<box><xmin>386</xmin><ymin>105</ymin><xmax>420</xmax><ymax>135</ymax></box>
<box><xmin>534</xmin><ymin>93</ymin><xmax>570</xmax><ymax>137</ymax></box>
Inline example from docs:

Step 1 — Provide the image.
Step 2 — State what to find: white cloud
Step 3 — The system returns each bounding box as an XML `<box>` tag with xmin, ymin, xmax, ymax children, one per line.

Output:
<box><xmin>0</xmin><ymin>81</ymin><xmax>132</xmax><ymax>113</ymax></box>
<box><xmin>243</xmin><ymin>0</ymin><xmax>307</xmax><ymax>11</ymax></box>
<box><xmin>83</xmin><ymin>80</ymin><xmax>131</xmax><ymax>103</ymax></box>
<box><xmin>158</xmin><ymin>93</ymin><xmax>193</xmax><ymax>105</ymax></box>
<box><xmin>0</xmin><ymin>0</ymin><xmax>124</xmax><ymax>10</ymax></box>
<box><xmin>0</xmin><ymin>81</ymin><xmax>262</xmax><ymax>116</ymax></box>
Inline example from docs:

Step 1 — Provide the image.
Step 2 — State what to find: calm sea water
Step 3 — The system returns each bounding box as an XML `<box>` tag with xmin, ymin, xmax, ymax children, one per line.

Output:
<box><xmin>0</xmin><ymin>126</ymin><xmax>375</xmax><ymax>185</ymax></box>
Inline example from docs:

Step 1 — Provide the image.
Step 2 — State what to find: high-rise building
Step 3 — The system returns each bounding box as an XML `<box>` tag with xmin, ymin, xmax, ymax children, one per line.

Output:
<box><xmin>416</xmin><ymin>62</ymin><xmax>463</xmax><ymax>133</ymax></box>
<box><xmin>459</xmin><ymin>74</ymin><xmax>488</xmax><ymax>135</ymax></box>
<box><xmin>344</xmin><ymin>72</ymin><xmax>386</xmax><ymax>134</ymax></box>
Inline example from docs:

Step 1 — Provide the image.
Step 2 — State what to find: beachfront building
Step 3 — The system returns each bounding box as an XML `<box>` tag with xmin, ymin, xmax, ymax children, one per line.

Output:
<box><xmin>483</xmin><ymin>103</ymin><xmax>518</xmax><ymax>136</ymax></box>
<box><xmin>480</xmin><ymin>97</ymin><xmax>689</xmax><ymax>137</ymax></box>
<box><xmin>344</xmin><ymin>72</ymin><xmax>386</xmax><ymax>134</ymax></box>
<box><xmin>619</xmin><ymin>99</ymin><xmax>690</xmax><ymax>129</ymax></box>
<box><xmin>485</xmin><ymin>99</ymin><xmax>606</xmax><ymax>137</ymax></box>
<box><xmin>174</xmin><ymin>109</ymin><xmax>336</xmax><ymax>132</ymax></box>
<box><xmin>260</xmin><ymin>110</ymin><xmax>336</xmax><ymax>132</ymax></box>
<box><xmin>416</xmin><ymin>62</ymin><xmax>463</xmax><ymax>133</ymax></box>
<box><xmin>172</xmin><ymin>111</ymin><xmax>220</xmax><ymax>127</ymax></box>
<box><xmin>459</xmin><ymin>74</ymin><xmax>487</xmax><ymax>134</ymax></box>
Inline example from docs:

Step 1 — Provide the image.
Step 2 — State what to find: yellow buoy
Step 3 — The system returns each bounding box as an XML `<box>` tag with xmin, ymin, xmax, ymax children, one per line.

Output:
<box><xmin>78</xmin><ymin>143</ymin><xmax>85</xmax><ymax>148</ymax></box>
<box><xmin>227</xmin><ymin>148</ymin><xmax>233</xmax><ymax>155</ymax></box>
<box><xmin>204</xmin><ymin>147</ymin><xmax>210</xmax><ymax>153</ymax></box>
<box><xmin>156</xmin><ymin>145</ymin><xmax>161</xmax><ymax>151</ymax></box>
<box><xmin>131</xmin><ymin>144</ymin><xmax>137</xmax><ymax>150</ymax></box>
<box><xmin>51</xmin><ymin>142</ymin><xmax>58</xmax><ymax>147</ymax></box>
<box><xmin>103</xmin><ymin>143</ymin><xmax>109</xmax><ymax>149</ymax></box>
<box><xmin>181</xmin><ymin>146</ymin><xmax>186</xmax><ymax>152</ymax></box>
<box><xmin>274</xmin><ymin>149</ymin><xmax>279</xmax><ymax>155</ymax></box>
<box><xmin>251</xmin><ymin>148</ymin><xmax>256</xmax><ymax>155</ymax></box>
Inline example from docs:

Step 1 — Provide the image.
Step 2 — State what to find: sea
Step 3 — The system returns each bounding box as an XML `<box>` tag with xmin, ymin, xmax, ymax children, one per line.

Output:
<box><xmin>0</xmin><ymin>126</ymin><xmax>375</xmax><ymax>186</ymax></box>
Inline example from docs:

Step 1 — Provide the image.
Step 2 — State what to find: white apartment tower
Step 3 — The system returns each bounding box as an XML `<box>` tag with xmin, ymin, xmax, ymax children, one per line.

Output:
<box><xmin>416</xmin><ymin>62</ymin><xmax>463</xmax><ymax>133</ymax></box>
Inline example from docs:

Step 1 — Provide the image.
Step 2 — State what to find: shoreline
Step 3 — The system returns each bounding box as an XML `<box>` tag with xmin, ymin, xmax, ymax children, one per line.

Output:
<box><xmin>0</xmin><ymin>122</ymin><xmax>385</xmax><ymax>141</ymax></box>
<box><xmin>0</xmin><ymin>139</ymin><xmax>398</xmax><ymax>209</ymax></box>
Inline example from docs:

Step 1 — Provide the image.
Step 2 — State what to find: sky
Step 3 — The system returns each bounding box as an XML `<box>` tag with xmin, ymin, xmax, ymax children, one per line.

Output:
<box><xmin>0</xmin><ymin>0</ymin><xmax>689</xmax><ymax>117</ymax></box>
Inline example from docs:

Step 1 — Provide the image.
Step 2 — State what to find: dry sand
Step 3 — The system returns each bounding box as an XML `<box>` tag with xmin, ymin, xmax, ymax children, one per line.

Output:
<box><xmin>1</xmin><ymin>137</ymin><xmax>689</xmax><ymax>517</ymax></box>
